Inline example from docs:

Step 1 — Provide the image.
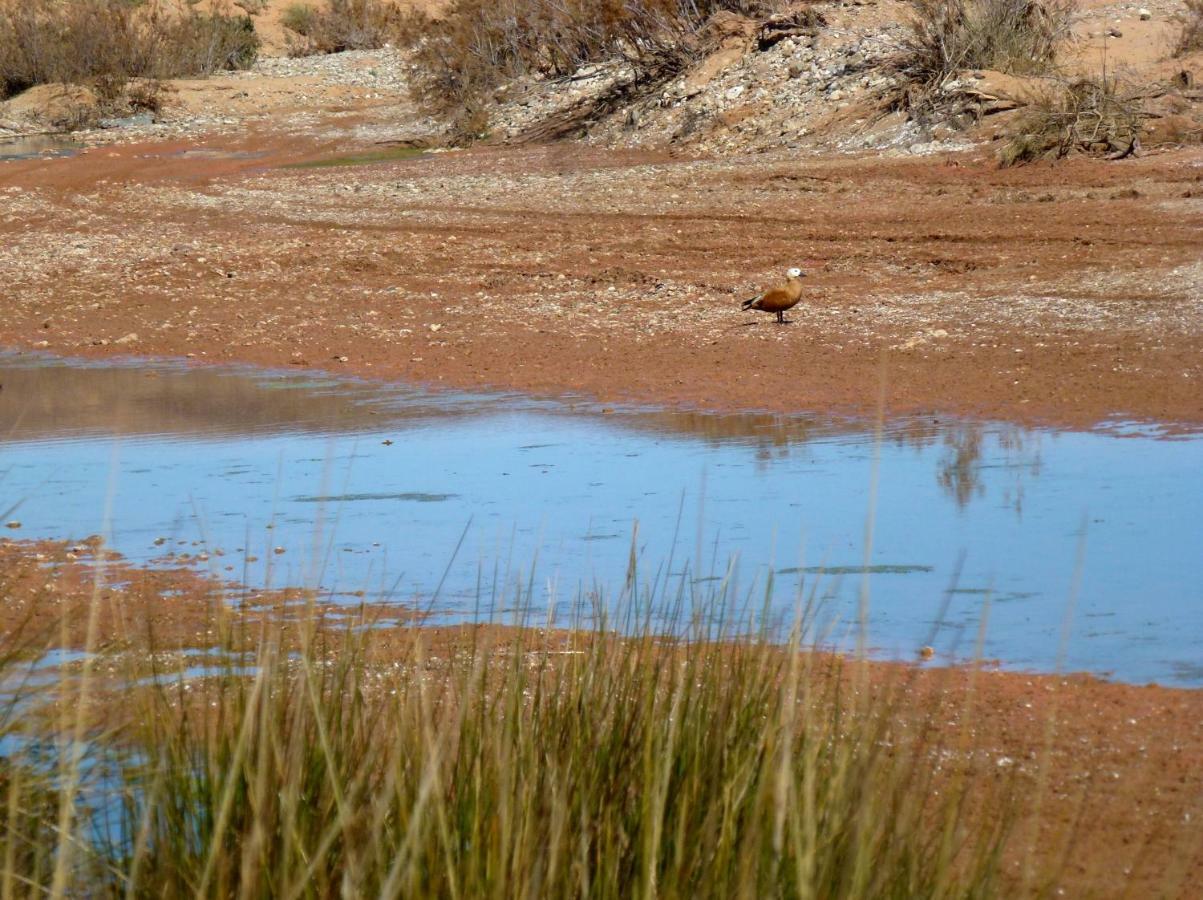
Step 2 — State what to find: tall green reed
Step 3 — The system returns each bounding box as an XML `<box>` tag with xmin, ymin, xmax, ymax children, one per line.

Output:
<box><xmin>0</xmin><ymin>559</ymin><xmax>1016</xmax><ymax>898</ymax></box>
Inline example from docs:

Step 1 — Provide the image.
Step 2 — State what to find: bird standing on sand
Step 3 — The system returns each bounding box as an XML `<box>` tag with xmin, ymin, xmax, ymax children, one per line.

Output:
<box><xmin>741</xmin><ymin>267</ymin><xmax>807</xmax><ymax>323</ymax></box>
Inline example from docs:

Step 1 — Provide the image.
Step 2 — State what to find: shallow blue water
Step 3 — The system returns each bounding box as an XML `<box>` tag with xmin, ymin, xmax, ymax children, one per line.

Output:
<box><xmin>2</xmin><ymin>353</ymin><xmax>1201</xmax><ymax>685</ymax></box>
<box><xmin>0</xmin><ymin>135</ymin><xmax>80</xmax><ymax>161</ymax></box>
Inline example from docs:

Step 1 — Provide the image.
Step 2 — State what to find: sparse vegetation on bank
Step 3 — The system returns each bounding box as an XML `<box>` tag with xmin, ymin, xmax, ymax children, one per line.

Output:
<box><xmin>406</xmin><ymin>0</ymin><xmax>786</xmax><ymax>117</ymax></box>
<box><xmin>0</xmin><ymin>0</ymin><xmax>258</xmax><ymax>125</ymax></box>
<box><xmin>1176</xmin><ymin>0</ymin><xmax>1203</xmax><ymax>55</ymax></box>
<box><xmin>281</xmin><ymin>0</ymin><xmax>410</xmax><ymax>55</ymax></box>
<box><xmin>999</xmin><ymin>74</ymin><xmax>1144</xmax><ymax>164</ymax></box>
<box><xmin>897</xmin><ymin>0</ymin><xmax>1074</xmax><ymax>102</ymax></box>
<box><xmin>890</xmin><ymin>0</ymin><xmax>1175</xmax><ymax>166</ymax></box>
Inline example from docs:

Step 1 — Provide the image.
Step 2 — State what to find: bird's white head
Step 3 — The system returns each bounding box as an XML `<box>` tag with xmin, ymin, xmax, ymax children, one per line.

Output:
<box><xmin>787</xmin><ymin>267</ymin><xmax>805</xmax><ymax>278</ymax></box>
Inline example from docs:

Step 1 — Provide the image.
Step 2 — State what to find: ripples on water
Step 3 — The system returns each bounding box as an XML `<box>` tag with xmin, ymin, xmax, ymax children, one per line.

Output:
<box><xmin>1</xmin><ymin>352</ymin><xmax>1200</xmax><ymax>685</ymax></box>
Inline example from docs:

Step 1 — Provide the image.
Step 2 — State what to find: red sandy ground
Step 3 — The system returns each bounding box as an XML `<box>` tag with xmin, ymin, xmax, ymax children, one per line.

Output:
<box><xmin>0</xmin><ymin>537</ymin><xmax>419</xmax><ymax>653</ymax></box>
<box><xmin>0</xmin><ymin>131</ymin><xmax>1200</xmax><ymax>431</ymax></box>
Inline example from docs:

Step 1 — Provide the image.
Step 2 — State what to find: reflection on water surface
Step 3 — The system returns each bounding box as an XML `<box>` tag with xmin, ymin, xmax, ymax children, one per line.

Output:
<box><xmin>0</xmin><ymin>135</ymin><xmax>80</xmax><ymax>161</ymax></box>
<box><xmin>2</xmin><ymin>353</ymin><xmax>1200</xmax><ymax>685</ymax></box>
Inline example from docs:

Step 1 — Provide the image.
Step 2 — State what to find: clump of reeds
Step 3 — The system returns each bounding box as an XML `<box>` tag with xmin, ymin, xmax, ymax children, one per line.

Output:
<box><xmin>999</xmin><ymin>74</ymin><xmax>1144</xmax><ymax>165</ymax></box>
<box><xmin>0</xmin><ymin>580</ymin><xmax>1017</xmax><ymax>896</ymax></box>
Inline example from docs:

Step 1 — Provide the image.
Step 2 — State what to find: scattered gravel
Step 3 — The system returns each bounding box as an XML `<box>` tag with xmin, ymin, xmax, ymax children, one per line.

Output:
<box><xmin>482</xmin><ymin>4</ymin><xmax>922</xmax><ymax>156</ymax></box>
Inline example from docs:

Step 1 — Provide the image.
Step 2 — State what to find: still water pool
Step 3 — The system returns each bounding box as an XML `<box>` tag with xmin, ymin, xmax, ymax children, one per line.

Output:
<box><xmin>2</xmin><ymin>353</ymin><xmax>1200</xmax><ymax>685</ymax></box>
<box><xmin>0</xmin><ymin>135</ymin><xmax>80</xmax><ymax>161</ymax></box>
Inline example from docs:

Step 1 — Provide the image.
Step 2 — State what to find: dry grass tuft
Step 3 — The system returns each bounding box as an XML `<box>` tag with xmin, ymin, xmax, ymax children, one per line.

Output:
<box><xmin>0</xmin><ymin>0</ymin><xmax>258</xmax><ymax>113</ymax></box>
<box><xmin>1175</xmin><ymin>0</ymin><xmax>1203</xmax><ymax>55</ymax></box>
<box><xmin>897</xmin><ymin>0</ymin><xmax>1074</xmax><ymax>103</ymax></box>
<box><xmin>282</xmin><ymin>0</ymin><xmax>412</xmax><ymax>55</ymax></box>
<box><xmin>998</xmin><ymin>75</ymin><xmax>1143</xmax><ymax>165</ymax></box>
<box><xmin>406</xmin><ymin>0</ymin><xmax>784</xmax><ymax>118</ymax></box>
<box><xmin>280</xmin><ymin>2</ymin><xmax>319</xmax><ymax>36</ymax></box>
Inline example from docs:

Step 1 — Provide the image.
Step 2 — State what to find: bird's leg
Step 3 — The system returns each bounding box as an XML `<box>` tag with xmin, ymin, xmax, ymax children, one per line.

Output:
<box><xmin>776</xmin><ymin>310</ymin><xmax>784</xmax><ymax>324</ymax></box>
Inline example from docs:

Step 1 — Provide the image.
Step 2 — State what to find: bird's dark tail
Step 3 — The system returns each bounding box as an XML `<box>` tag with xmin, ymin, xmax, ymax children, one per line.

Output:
<box><xmin>740</xmin><ymin>297</ymin><xmax>757</xmax><ymax>311</ymax></box>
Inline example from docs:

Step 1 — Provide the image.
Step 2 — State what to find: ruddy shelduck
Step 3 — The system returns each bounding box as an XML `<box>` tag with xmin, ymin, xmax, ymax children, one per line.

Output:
<box><xmin>741</xmin><ymin>267</ymin><xmax>807</xmax><ymax>323</ymax></box>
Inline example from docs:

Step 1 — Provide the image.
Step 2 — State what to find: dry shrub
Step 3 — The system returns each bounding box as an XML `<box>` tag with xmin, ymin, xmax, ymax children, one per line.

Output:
<box><xmin>999</xmin><ymin>76</ymin><xmax>1143</xmax><ymax>165</ymax></box>
<box><xmin>0</xmin><ymin>0</ymin><xmax>259</xmax><ymax>102</ymax></box>
<box><xmin>126</xmin><ymin>78</ymin><xmax>167</xmax><ymax>114</ymax></box>
<box><xmin>163</xmin><ymin>8</ymin><xmax>260</xmax><ymax>73</ymax></box>
<box><xmin>447</xmin><ymin>100</ymin><xmax>491</xmax><ymax>145</ymax></box>
<box><xmin>1175</xmin><ymin>0</ymin><xmax>1203</xmax><ymax>55</ymax></box>
<box><xmin>281</xmin><ymin>2</ymin><xmax>318</xmax><ymax>36</ymax></box>
<box><xmin>899</xmin><ymin>0</ymin><xmax>1074</xmax><ymax>99</ymax></box>
<box><xmin>47</xmin><ymin>97</ymin><xmax>103</xmax><ymax>131</ymax></box>
<box><xmin>282</xmin><ymin>0</ymin><xmax>409</xmax><ymax>54</ymax></box>
<box><xmin>407</xmin><ymin>0</ymin><xmax>781</xmax><ymax>115</ymax></box>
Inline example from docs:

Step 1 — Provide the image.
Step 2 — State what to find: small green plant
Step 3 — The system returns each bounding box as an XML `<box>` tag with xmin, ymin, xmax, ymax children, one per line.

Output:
<box><xmin>1175</xmin><ymin>0</ymin><xmax>1203</xmax><ymax>55</ymax></box>
<box><xmin>284</xmin><ymin>145</ymin><xmax>426</xmax><ymax>167</ymax></box>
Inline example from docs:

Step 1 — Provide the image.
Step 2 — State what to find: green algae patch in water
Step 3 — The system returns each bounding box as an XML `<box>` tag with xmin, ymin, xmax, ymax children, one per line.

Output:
<box><xmin>284</xmin><ymin>147</ymin><xmax>426</xmax><ymax>169</ymax></box>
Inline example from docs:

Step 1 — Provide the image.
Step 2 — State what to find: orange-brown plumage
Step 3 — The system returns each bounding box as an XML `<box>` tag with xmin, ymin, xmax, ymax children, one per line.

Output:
<box><xmin>740</xmin><ymin>268</ymin><xmax>807</xmax><ymax>323</ymax></box>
